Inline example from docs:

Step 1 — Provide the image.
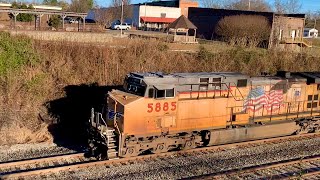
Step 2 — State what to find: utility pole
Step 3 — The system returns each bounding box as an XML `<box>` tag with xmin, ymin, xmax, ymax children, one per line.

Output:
<box><xmin>120</xmin><ymin>0</ymin><xmax>124</xmax><ymax>37</ymax></box>
<box><xmin>248</xmin><ymin>0</ymin><xmax>251</xmax><ymax>10</ymax></box>
<box><xmin>314</xmin><ymin>18</ymin><xmax>317</xmax><ymax>39</ymax></box>
<box><xmin>144</xmin><ymin>2</ymin><xmax>147</xmax><ymax>31</ymax></box>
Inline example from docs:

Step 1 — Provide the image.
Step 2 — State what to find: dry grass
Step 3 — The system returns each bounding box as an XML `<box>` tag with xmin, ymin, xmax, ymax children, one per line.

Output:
<box><xmin>0</xmin><ymin>32</ymin><xmax>320</xmax><ymax>145</ymax></box>
<box><xmin>0</xmin><ymin>122</ymin><xmax>52</xmax><ymax>145</ymax></box>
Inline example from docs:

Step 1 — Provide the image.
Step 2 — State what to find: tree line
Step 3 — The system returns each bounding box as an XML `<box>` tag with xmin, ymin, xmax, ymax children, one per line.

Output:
<box><xmin>202</xmin><ymin>0</ymin><xmax>302</xmax><ymax>14</ymax></box>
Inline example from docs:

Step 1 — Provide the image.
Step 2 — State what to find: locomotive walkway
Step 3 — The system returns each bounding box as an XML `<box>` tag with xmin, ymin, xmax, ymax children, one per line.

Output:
<box><xmin>0</xmin><ymin>133</ymin><xmax>319</xmax><ymax>179</ymax></box>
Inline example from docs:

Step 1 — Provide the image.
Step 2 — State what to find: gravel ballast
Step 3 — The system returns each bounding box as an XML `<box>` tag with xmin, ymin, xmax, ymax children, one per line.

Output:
<box><xmin>0</xmin><ymin>143</ymin><xmax>83</xmax><ymax>163</ymax></box>
<box><xmin>18</xmin><ymin>136</ymin><xmax>320</xmax><ymax>180</ymax></box>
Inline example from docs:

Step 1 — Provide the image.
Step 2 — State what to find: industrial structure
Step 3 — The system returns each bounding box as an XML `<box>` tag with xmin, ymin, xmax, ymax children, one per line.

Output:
<box><xmin>0</xmin><ymin>3</ymin><xmax>87</xmax><ymax>31</ymax></box>
<box><xmin>87</xmin><ymin>0</ymin><xmax>198</xmax><ymax>31</ymax></box>
<box><xmin>88</xmin><ymin>71</ymin><xmax>320</xmax><ymax>160</ymax></box>
<box><xmin>188</xmin><ymin>8</ymin><xmax>307</xmax><ymax>48</ymax></box>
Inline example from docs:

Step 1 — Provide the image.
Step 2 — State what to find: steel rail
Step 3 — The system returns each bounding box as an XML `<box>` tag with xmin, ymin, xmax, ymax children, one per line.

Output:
<box><xmin>0</xmin><ymin>153</ymin><xmax>84</xmax><ymax>169</ymax></box>
<box><xmin>209</xmin><ymin>155</ymin><xmax>320</xmax><ymax>179</ymax></box>
<box><xmin>217</xmin><ymin>156</ymin><xmax>320</xmax><ymax>179</ymax></box>
<box><xmin>1</xmin><ymin>132</ymin><xmax>320</xmax><ymax>179</ymax></box>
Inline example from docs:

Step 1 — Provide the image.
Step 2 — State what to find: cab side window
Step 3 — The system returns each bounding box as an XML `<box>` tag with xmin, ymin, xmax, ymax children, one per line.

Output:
<box><xmin>148</xmin><ymin>88</ymin><xmax>154</xmax><ymax>98</ymax></box>
<box><xmin>166</xmin><ymin>89</ymin><xmax>174</xmax><ymax>97</ymax></box>
<box><xmin>156</xmin><ymin>90</ymin><xmax>165</xmax><ymax>98</ymax></box>
<box><xmin>154</xmin><ymin>88</ymin><xmax>175</xmax><ymax>98</ymax></box>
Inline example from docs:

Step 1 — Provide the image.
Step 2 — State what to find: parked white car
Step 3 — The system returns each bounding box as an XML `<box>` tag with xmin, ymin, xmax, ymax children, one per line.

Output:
<box><xmin>69</xmin><ymin>19</ymin><xmax>79</xmax><ymax>24</ymax></box>
<box><xmin>111</xmin><ymin>23</ymin><xmax>131</xmax><ymax>30</ymax></box>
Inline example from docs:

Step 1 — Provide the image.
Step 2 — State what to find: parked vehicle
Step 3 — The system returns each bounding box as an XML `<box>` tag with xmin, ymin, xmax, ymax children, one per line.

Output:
<box><xmin>69</xmin><ymin>19</ymin><xmax>79</xmax><ymax>24</ymax></box>
<box><xmin>85</xmin><ymin>19</ymin><xmax>96</xmax><ymax>23</ymax></box>
<box><xmin>111</xmin><ymin>23</ymin><xmax>131</xmax><ymax>30</ymax></box>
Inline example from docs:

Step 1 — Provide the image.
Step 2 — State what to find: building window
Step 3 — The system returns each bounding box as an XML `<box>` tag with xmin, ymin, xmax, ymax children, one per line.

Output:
<box><xmin>307</xmin><ymin>103</ymin><xmax>312</xmax><ymax>108</ymax></box>
<box><xmin>279</xmin><ymin>29</ymin><xmax>283</xmax><ymax>40</ymax></box>
<box><xmin>308</xmin><ymin>102</ymin><xmax>318</xmax><ymax>108</ymax></box>
<box><xmin>308</xmin><ymin>95</ymin><xmax>313</xmax><ymax>101</ymax></box>
<box><xmin>314</xmin><ymin>95</ymin><xmax>319</xmax><ymax>101</ymax></box>
<box><xmin>313</xmin><ymin>102</ymin><xmax>318</xmax><ymax>108</ymax></box>
<box><xmin>160</xmin><ymin>13</ymin><xmax>166</xmax><ymax>18</ymax></box>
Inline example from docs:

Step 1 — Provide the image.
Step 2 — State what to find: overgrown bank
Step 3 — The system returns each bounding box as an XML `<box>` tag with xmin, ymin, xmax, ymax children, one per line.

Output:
<box><xmin>0</xmin><ymin>32</ymin><xmax>320</xmax><ymax>145</ymax></box>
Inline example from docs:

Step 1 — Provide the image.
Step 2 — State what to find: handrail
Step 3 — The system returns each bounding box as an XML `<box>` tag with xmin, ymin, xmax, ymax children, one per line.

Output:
<box><xmin>98</xmin><ymin>113</ymin><xmax>107</xmax><ymax>127</ymax></box>
<box><xmin>185</xmin><ymin>82</ymin><xmax>244</xmax><ymax>100</ymax></box>
<box><xmin>223</xmin><ymin>82</ymin><xmax>244</xmax><ymax>101</ymax></box>
<box><xmin>114</xmin><ymin>119</ymin><xmax>122</xmax><ymax>156</ymax></box>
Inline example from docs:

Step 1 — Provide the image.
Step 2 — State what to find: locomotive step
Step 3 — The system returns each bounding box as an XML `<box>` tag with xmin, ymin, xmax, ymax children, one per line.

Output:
<box><xmin>107</xmin><ymin>145</ymin><xmax>117</xmax><ymax>149</ymax></box>
<box><xmin>106</xmin><ymin>135</ymin><xmax>116</xmax><ymax>138</ymax></box>
<box><xmin>107</xmin><ymin>149</ymin><xmax>118</xmax><ymax>153</ymax></box>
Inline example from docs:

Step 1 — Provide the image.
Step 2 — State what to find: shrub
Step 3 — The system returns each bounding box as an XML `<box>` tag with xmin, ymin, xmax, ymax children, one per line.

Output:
<box><xmin>9</xmin><ymin>2</ymin><xmax>34</xmax><ymax>22</ymax></box>
<box><xmin>216</xmin><ymin>15</ymin><xmax>271</xmax><ymax>48</ymax></box>
<box><xmin>48</xmin><ymin>15</ymin><xmax>61</xmax><ymax>29</ymax></box>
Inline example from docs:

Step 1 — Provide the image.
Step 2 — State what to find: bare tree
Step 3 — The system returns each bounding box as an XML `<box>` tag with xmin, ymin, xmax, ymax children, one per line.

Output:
<box><xmin>273</xmin><ymin>0</ymin><xmax>301</xmax><ymax>14</ymax></box>
<box><xmin>285</xmin><ymin>0</ymin><xmax>301</xmax><ymax>13</ymax></box>
<box><xmin>68</xmin><ymin>0</ymin><xmax>94</xmax><ymax>13</ymax></box>
<box><xmin>112</xmin><ymin>0</ymin><xmax>131</xmax><ymax>7</ymax></box>
<box><xmin>93</xmin><ymin>5</ymin><xmax>133</xmax><ymax>29</ymax></box>
<box><xmin>274</xmin><ymin>0</ymin><xmax>286</xmax><ymax>13</ymax></box>
<box><xmin>216</xmin><ymin>15</ymin><xmax>271</xmax><ymax>47</ymax></box>
<box><xmin>201</xmin><ymin>0</ymin><xmax>226</xmax><ymax>8</ymax></box>
<box><xmin>94</xmin><ymin>8</ymin><xmax>115</xmax><ymax>29</ymax></box>
<box><xmin>305</xmin><ymin>12</ymin><xmax>320</xmax><ymax>30</ymax></box>
<box><xmin>225</xmin><ymin>0</ymin><xmax>271</xmax><ymax>12</ymax></box>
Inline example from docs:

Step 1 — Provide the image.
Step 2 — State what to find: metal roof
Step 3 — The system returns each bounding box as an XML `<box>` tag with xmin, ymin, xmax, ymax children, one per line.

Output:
<box><xmin>140</xmin><ymin>16</ymin><xmax>176</xmax><ymax>23</ymax></box>
<box><xmin>130</xmin><ymin>72</ymin><xmax>247</xmax><ymax>79</ymax></box>
<box><xmin>167</xmin><ymin>15</ymin><xmax>197</xmax><ymax>29</ymax></box>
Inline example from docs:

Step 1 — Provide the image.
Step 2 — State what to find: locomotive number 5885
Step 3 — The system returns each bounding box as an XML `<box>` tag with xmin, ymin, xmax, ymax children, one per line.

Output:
<box><xmin>147</xmin><ymin>102</ymin><xmax>177</xmax><ymax>113</ymax></box>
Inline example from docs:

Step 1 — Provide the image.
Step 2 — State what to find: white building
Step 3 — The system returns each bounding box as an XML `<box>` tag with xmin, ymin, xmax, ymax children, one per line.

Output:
<box><xmin>304</xmin><ymin>28</ymin><xmax>318</xmax><ymax>38</ymax></box>
<box><xmin>132</xmin><ymin>5</ymin><xmax>181</xmax><ymax>30</ymax></box>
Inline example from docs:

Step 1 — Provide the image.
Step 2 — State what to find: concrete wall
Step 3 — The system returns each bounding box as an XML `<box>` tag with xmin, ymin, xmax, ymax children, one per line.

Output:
<box><xmin>8</xmin><ymin>30</ymin><xmax>113</xmax><ymax>43</ymax></box>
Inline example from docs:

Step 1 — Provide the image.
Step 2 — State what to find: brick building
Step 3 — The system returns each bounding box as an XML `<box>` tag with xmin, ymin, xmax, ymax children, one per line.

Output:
<box><xmin>270</xmin><ymin>14</ymin><xmax>307</xmax><ymax>48</ymax></box>
<box><xmin>188</xmin><ymin>7</ymin><xmax>306</xmax><ymax>48</ymax></box>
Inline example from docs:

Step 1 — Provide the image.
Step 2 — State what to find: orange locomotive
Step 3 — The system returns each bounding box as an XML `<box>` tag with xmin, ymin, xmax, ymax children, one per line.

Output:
<box><xmin>88</xmin><ymin>71</ymin><xmax>320</xmax><ymax>160</ymax></box>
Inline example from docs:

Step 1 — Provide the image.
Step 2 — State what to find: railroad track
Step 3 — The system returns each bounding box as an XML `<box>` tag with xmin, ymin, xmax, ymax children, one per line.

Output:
<box><xmin>0</xmin><ymin>153</ymin><xmax>88</xmax><ymax>179</ymax></box>
<box><xmin>208</xmin><ymin>155</ymin><xmax>320</xmax><ymax>179</ymax></box>
<box><xmin>1</xmin><ymin>133</ymin><xmax>319</xmax><ymax>179</ymax></box>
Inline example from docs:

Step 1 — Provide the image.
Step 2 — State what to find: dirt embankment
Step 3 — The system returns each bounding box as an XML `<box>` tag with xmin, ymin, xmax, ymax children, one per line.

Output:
<box><xmin>0</xmin><ymin>31</ymin><xmax>320</xmax><ymax>146</ymax></box>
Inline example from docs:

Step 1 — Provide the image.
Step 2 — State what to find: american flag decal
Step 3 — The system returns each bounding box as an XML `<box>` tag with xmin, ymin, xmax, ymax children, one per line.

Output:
<box><xmin>243</xmin><ymin>87</ymin><xmax>284</xmax><ymax>112</ymax></box>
